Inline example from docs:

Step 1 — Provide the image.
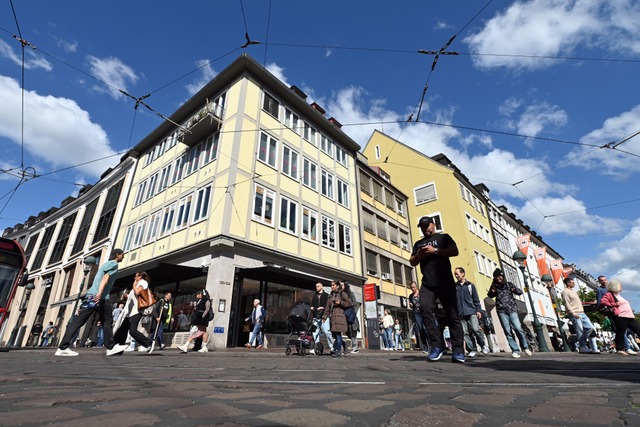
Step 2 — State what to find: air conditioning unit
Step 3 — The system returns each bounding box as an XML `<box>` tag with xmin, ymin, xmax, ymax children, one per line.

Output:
<box><xmin>381</xmin><ymin>273</ymin><xmax>391</xmax><ymax>280</ymax></box>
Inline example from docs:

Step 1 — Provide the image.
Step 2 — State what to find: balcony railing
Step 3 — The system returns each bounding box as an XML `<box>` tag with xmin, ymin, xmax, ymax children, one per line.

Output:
<box><xmin>179</xmin><ymin>100</ymin><xmax>224</xmax><ymax>147</ymax></box>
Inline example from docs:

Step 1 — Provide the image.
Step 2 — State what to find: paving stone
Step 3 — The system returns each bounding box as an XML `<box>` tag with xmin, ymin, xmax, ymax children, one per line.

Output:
<box><xmin>379</xmin><ymin>392</ymin><xmax>425</xmax><ymax>400</ymax></box>
<box><xmin>549</xmin><ymin>392</ymin><xmax>609</xmax><ymax>405</ymax></box>
<box><xmin>204</xmin><ymin>391</ymin><xmax>273</xmax><ymax>400</ymax></box>
<box><xmin>453</xmin><ymin>393</ymin><xmax>518</xmax><ymax>406</ymax></box>
<box><xmin>237</xmin><ymin>398</ymin><xmax>293</xmax><ymax>408</ymax></box>
<box><xmin>46</xmin><ymin>412</ymin><xmax>160</xmax><ymax>427</ymax></box>
<box><xmin>256</xmin><ymin>408</ymin><xmax>349</xmax><ymax>427</ymax></box>
<box><xmin>0</xmin><ymin>407</ymin><xmax>85</xmax><ymax>426</ymax></box>
<box><xmin>387</xmin><ymin>403</ymin><xmax>483</xmax><ymax>427</ymax></box>
<box><xmin>326</xmin><ymin>398</ymin><xmax>394</xmax><ymax>413</ymax></box>
<box><xmin>527</xmin><ymin>403</ymin><xmax>620</xmax><ymax>424</ymax></box>
<box><xmin>96</xmin><ymin>396</ymin><xmax>193</xmax><ymax>412</ymax></box>
<box><xmin>170</xmin><ymin>401</ymin><xmax>249</xmax><ymax>419</ymax></box>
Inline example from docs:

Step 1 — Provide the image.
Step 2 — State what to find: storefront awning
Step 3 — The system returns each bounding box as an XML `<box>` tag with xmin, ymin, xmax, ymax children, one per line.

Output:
<box><xmin>114</xmin><ymin>262</ymin><xmax>206</xmax><ymax>289</ymax></box>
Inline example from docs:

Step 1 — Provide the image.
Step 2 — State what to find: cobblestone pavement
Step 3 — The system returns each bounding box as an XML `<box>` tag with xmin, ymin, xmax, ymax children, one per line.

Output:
<box><xmin>1</xmin><ymin>347</ymin><xmax>639</xmax><ymax>426</ymax></box>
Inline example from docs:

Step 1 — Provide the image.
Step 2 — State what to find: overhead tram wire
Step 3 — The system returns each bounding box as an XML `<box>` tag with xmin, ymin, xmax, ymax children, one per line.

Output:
<box><xmin>9</xmin><ymin>0</ymin><xmax>30</xmax><ymax>171</ymax></box>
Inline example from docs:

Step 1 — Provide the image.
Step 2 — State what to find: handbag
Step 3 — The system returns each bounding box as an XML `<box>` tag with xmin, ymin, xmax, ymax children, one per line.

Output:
<box><xmin>137</xmin><ymin>287</ymin><xmax>156</xmax><ymax>310</ymax></box>
<box><xmin>599</xmin><ymin>292</ymin><xmax>618</xmax><ymax>317</ymax></box>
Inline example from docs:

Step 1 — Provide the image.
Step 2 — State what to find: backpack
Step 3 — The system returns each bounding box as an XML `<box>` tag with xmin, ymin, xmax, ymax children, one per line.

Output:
<box><xmin>344</xmin><ymin>306</ymin><xmax>356</xmax><ymax>324</ymax></box>
<box><xmin>206</xmin><ymin>307</ymin><xmax>215</xmax><ymax>321</ymax></box>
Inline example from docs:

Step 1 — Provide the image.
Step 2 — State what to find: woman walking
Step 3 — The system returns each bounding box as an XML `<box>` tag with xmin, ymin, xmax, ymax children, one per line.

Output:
<box><xmin>600</xmin><ymin>279</ymin><xmax>640</xmax><ymax>356</ymax></box>
<box><xmin>126</xmin><ymin>271</ymin><xmax>155</xmax><ymax>353</ymax></box>
<box><xmin>178</xmin><ymin>289</ymin><xmax>213</xmax><ymax>353</ymax></box>
<box><xmin>323</xmin><ymin>280</ymin><xmax>352</xmax><ymax>358</ymax></box>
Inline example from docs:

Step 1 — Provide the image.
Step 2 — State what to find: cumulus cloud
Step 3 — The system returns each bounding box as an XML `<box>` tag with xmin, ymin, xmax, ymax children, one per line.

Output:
<box><xmin>464</xmin><ymin>0</ymin><xmax>640</xmax><ymax>70</ymax></box>
<box><xmin>87</xmin><ymin>55</ymin><xmax>138</xmax><ymax>100</ymax></box>
<box><xmin>567</xmin><ymin>105</ymin><xmax>640</xmax><ymax>179</ymax></box>
<box><xmin>0</xmin><ymin>75</ymin><xmax>119</xmax><ymax>178</ymax></box>
<box><xmin>0</xmin><ymin>39</ymin><xmax>52</xmax><ymax>71</ymax></box>
<box><xmin>186</xmin><ymin>59</ymin><xmax>217</xmax><ymax>96</ymax></box>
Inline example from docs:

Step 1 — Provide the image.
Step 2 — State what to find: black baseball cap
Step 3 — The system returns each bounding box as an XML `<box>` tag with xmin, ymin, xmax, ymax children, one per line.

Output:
<box><xmin>417</xmin><ymin>216</ymin><xmax>435</xmax><ymax>227</ymax></box>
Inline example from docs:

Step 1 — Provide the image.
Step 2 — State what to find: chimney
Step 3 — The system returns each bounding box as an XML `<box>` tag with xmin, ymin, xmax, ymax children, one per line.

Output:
<box><xmin>310</xmin><ymin>102</ymin><xmax>326</xmax><ymax>115</ymax></box>
<box><xmin>328</xmin><ymin>117</ymin><xmax>342</xmax><ymax>129</ymax></box>
<box><xmin>290</xmin><ymin>85</ymin><xmax>307</xmax><ymax>100</ymax></box>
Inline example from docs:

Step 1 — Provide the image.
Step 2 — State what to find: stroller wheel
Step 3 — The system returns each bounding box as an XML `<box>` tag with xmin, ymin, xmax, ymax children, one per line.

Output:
<box><xmin>315</xmin><ymin>342</ymin><xmax>324</xmax><ymax>355</ymax></box>
<box><xmin>300</xmin><ymin>347</ymin><xmax>306</xmax><ymax>356</ymax></box>
<box><xmin>285</xmin><ymin>346</ymin><xmax>292</xmax><ymax>356</ymax></box>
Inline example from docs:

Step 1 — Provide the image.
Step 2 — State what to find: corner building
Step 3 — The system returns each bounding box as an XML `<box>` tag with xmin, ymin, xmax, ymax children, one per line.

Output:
<box><xmin>114</xmin><ymin>54</ymin><xmax>363</xmax><ymax>349</ymax></box>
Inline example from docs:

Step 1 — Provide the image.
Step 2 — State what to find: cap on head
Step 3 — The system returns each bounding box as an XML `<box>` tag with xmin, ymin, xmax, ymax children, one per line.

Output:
<box><xmin>493</xmin><ymin>268</ymin><xmax>504</xmax><ymax>278</ymax></box>
<box><xmin>417</xmin><ymin>216</ymin><xmax>435</xmax><ymax>228</ymax></box>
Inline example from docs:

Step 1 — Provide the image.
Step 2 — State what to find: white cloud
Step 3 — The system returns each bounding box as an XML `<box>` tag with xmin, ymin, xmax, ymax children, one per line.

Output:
<box><xmin>87</xmin><ymin>55</ymin><xmax>138</xmax><ymax>100</ymax></box>
<box><xmin>498</xmin><ymin>97</ymin><xmax>568</xmax><ymax>146</ymax></box>
<box><xmin>568</xmin><ymin>104</ymin><xmax>640</xmax><ymax>178</ymax></box>
<box><xmin>463</xmin><ymin>0</ymin><xmax>640</xmax><ymax>70</ymax></box>
<box><xmin>186</xmin><ymin>59</ymin><xmax>217</xmax><ymax>96</ymax></box>
<box><xmin>0</xmin><ymin>75</ymin><xmax>118</xmax><ymax>178</ymax></box>
<box><xmin>266</xmin><ymin>62</ymin><xmax>289</xmax><ymax>87</ymax></box>
<box><xmin>53</xmin><ymin>36</ymin><xmax>78</xmax><ymax>53</ymax></box>
<box><xmin>0</xmin><ymin>39</ymin><xmax>52</xmax><ymax>71</ymax></box>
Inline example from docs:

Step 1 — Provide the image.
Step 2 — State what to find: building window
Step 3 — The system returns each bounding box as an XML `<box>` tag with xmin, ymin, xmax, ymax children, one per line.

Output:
<box><xmin>258</xmin><ymin>132</ymin><xmax>278</xmax><ymax>168</ymax></box>
<box><xmin>414</xmin><ymin>182</ymin><xmax>437</xmax><ymax>205</ymax></box>
<box><xmin>144</xmin><ymin>210</ymin><xmax>161</xmax><ymax>244</ymax></box>
<box><xmin>380</xmin><ymin>256</ymin><xmax>391</xmax><ymax>280</ymax></box>
<box><xmin>372</xmin><ymin>181</ymin><xmax>383</xmax><ymax>202</ymax></box>
<box><xmin>279</xmin><ymin>196</ymin><xmax>298</xmax><ymax>234</ymax></box>
<box><xmin>193</xmin><ymin>186</ymin><xmax>212</xmax><ymax>223</ymax></box>
<box><xmin>321</xmin><ymin>215</ymin><xmax>336</xmax><ymax>249</ymax></box>
<box><xmin>31</xmin><ymin>226</ymin><xmax>55</xmax><ymax>270</ymax></box>
<box><xmin>48</xmin><ymin>213</ymin><xmax>77</xmax><ymax>265</ymax></box>
<box><xmin>389</xmin><ymin>224</ymin><xmax>399</xmax><ymax>246</ymax></box>
<box><xmin>71</xmin><ymin>198</ymin><xmax>98</xmax><ymax>255</ymax></box>
<box><xmin>284</xmin><ymin>108</ymin><xmax>300</xmax><ymax>133</ymax></box>
<box><xmin>201</xmin><ymin>132</ymin><xmax>219</xmax><ymax>166</ymax></box>
<box><xmin>366</xmin><ymin>250</ymin><xmax>378</xmax><ymax>276</ymax></box>
<box><xmin>359</xmin><ymin>171</ymin><xmax>370</xmax><ymax>194</ymax></box>
<box><xmin>335</xmin><ymin>146</ymin><xmax>348</xmax><ymax>167</ymax></box>
<box><xmin>122</xmin><ymin>224</ymin><xmax>135</xmax><ymax>252</ymax></box>
<box><xmin>282</xmin><ymin>145</ymin><xmax>299</xmax><ymax>180</ymax></box>
<box><xmin>134</xmin><ymin>180</ymin><xmax>148</xmax><ymax>207</ymax></box>
<box><xmin>400</xmin><ymin>230</ymin><xmax>410</xmax><ymax>250</ymax></box>
<box><xmin>132</xmin><ymin>218</ymin><xmax>147</xmax><ymax>248</ymax></box>
<box><xmin>302</xmin><ymin>206</ymin><xmax>318</xmax><ymax>242</ymax></box>
<box><xmin>377</xmin><ymin>217</ymin><xmax>387</xmax><ymax>241</ymax></box>
<box><xmin>175</xmin><ymin>194</ymin><xmax>193</xmax><ymax>231</ymax></box>
<box><xmin>158</xmin><ymin>163</ymin><xmax>172</xmax><ymax>194</ymax></box>
<box><xmin>93</xmin><ymin>179</ymin><xmax>124</xmax><ymax>243</ymax></box>
<box><xmin>171</xmin><ymin>154</ymin><xmax>186</xmax><ymax>185</ymax></box>
<box><xmin>160</xmin><ymin>203</ymin><xmax>176</xmax><ymax>237</ymax></box>
<box><xmin>393</xmin><ymin>261</ymin><xmax>403</xmax><ymax>284</ymax></box>
<box><xmin>338</xmin><ymin>223</ymin><xmax>352</xmax><ymax>255</ymax></box>
<box><xmin>321</xmin><ymin>169</ymin><xmax>334</xmax><ymax>200</ymax></box>
<box><xmin>320</xmin><ymin>135</ymin><xmax>333</xmax><ymax>157</ymax></box>
<box><xmin>253</xmin><ymin>184</ymin><xmax>275</xmax><ymax>226</ymax></box>
<box><xmin>337</xmin><ymin>179</ymin><xmax>349</xmax><ymax>208</ymax></box>
<box><xmin>303</xmin><ymin>122</ymin><xmax>316</xmax><ymax>144</ymax></box>
<box><xmin>363</xmin><ymin>209</ymin><xmax>375</xmax><ymax>234</ymax></box>
<box><xmin>375</xmin><ymin>145</ymin><xmax>381</xmax><ymax>159</ymax></box>
<box><xmin>396</xmin><ymin>198</ymin><xmax>405</xmax><ymax>216</ymax></box>
<box><xmin>146</xmin><ymin>172</ymin><xmax>159</xmax><ymax>201</ymax></box>
<box><xmin>263</xmin><ymin>92</ymin><xmax>279</xmax><ymax>118</ymax></box>
<box><xmin>302</xmin><ymin>158</ymin><xmax>317</xmax><ymax>190</ymax></box>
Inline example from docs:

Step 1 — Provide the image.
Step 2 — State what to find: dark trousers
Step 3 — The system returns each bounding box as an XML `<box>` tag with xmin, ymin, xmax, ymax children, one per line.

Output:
<box><xmin>153</xmin><ymin>320</ymin><xmax>167</xmax><ymax>346</ymax></box>
<box><xmin>613</xmin><ymin>316</ymin><xmax>640</xmax><ymax>350</ymax></box>
<box><xmin>129</xmin><ymin>313</ymin><xmax>153</xmax><ymax>348</ymax></box>
<box><xmin>59</xmin><ymin>300</ymin><xmax>114</xmax><ymax>350</ymax></box>
<box><xmin>419</xmin><ymin>284</ymin><xmax>464</xmax><ymax>353</ymax></box>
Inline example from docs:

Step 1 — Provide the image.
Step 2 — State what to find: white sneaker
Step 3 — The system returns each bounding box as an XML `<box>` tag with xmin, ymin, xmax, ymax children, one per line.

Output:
<box><xmin>626</xmin><ymin>349</ymin><xmax>637</xmax><ymax>355</ymax></box>
<box><xmin>124</xmin><ymin>345</ymin><xmax>135</xmax><ymax>352</ymax></box>
<box><xmin>524</xmin><ymin>349</ymin><xmax>532</xmax><ymax>356</ymax></box>
<box><xmin>106</xmin><ymin>344</ymin><xmax>127</xmax><ymax>356</ymax></box>
<box><xmin>512</xmin><ymin>352</ymin><xmax>521</xmax><ymax>358</ymax></box>
<box><xmin>55</xmin><ymin>348</ymin><xmax>78</xmax><ymax>357</ymax></box>
<box><xmin>178</xmin><ymin>344</ymin><xmax>189</xmax><ymax>353</ymax></box>
<box><xmin>198</xmin><ymin>345</ymin><xmax>209</xmax><ymax>353</ymax></box>
<box><xmin>309</xmin><ymin>349</ymin><xmax>316</xmax><ymax>355</ymax></box>
<box><xmin>468</xmin><ymin>351</ymin><xmax>477</xmax><ymax>358</ymax></box>
<box><xmin>482</xmin><ymin>346</ymin><xmax>490</xmax><ymax>355</ymax></box>
<box><xmin>137</xmin><ymin>346</ymin><xmax>148</xmax><ymax>352</ymax></box>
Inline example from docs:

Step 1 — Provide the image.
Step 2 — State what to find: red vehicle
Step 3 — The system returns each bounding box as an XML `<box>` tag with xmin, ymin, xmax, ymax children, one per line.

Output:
<box><xmin>0</xmin><ymin>238</ymin><xmax>28</xmax><ymax>331</ymax></box>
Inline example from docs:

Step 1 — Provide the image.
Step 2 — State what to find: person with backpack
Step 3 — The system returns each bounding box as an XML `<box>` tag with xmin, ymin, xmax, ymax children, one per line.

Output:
<box><xmin>179</xmin><ymin>289</ymin><xmax>213</xmax><ymax>353</ymax></box>
<box><xmin>454</xmin><ymin>267</ymin><xmax>489</xmax><ymax>357</ymax></box>
<box><xmin>323</xmin><ymin>280</ymin><xmax>352</xmax><ymax>358</ymax></box>
<box><xmin>42</xmin><ymin>322</ymin><xmax>57</xmax><ymax>347</ymax></box>
<box><xmin>244</xmin><ymin>298</ymin><xmax>266</xmax><ymax>349</ymax></box>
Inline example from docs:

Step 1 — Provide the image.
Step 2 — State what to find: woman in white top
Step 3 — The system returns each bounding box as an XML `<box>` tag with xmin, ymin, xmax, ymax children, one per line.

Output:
<box><xmin>126</xmin><ymin>271</ymin><xmax>154</xmax><ymax>353</ymax></box>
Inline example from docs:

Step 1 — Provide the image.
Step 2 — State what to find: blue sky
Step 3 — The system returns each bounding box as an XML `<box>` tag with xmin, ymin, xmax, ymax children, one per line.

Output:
<box><xmin>1</xmin><ymin>1</ymin><xmax>639</xmax><ymax>304</ymax></box>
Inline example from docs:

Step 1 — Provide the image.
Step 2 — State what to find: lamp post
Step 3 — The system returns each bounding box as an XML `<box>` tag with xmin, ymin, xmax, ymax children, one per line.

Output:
<box><xmin>512</xmin><ymin>250</ymin><xmax>550</xmax><ymax>352</ymax></box>
<box><xmin>68</xmin><ymin>256</ymin><xmax>97</xmax><ymax>326</ymax></box>
<box><xmin>541</xmin><ymin>273</ymin><xmax>572</xmax><ymax>352</ymax></box>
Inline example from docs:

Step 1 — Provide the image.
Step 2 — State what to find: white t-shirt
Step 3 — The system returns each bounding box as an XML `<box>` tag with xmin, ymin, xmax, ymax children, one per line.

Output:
<box><xmin>126</xmin><ymin>279</ymin><xmax>149</xmax><ymax>318</ymax></box>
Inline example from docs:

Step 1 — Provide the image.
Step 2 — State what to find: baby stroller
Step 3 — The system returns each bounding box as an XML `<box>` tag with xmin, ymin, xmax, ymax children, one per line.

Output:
<box><xmin>284</xmin><ymin>301</ymin><xmax>323</xmax><ymax>356</ymax></box>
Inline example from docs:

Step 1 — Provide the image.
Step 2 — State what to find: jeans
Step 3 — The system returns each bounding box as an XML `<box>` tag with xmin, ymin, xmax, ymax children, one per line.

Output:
<box><xmin>573</xmin><ymin>312</ymin><xmax>593</xmax><ymax>349</ymax></box>
<box><xmin>497</xmin><ymin>311</ymin><xmax>528</xmax><ymax>353</ymax></box>
<box><xmin>59</xmin><ymin>300</ymin><xmax>115</xmax><ymax>351</ymax></box>
<box><xmin>419</xmin><ymin>284</ymin><xmax>464</xmax><ymax>353</ymax></box>
<box><xmin>413</xmin><ymin>311</ymin><xmax>430</xmax><ymax>351</ymax></box>
<box><xmin>332</xmin><ymin>331</ymin><xmax>343</xmax><ymax>354</ymax></box>
<box><xmin>153</xmin><ymin>320</ymin><xmax>167</xmax><ymax>346</ymax></box>
<box><xmin>394</xmin><ymin>331</ymin><xmax>403</xmax><ymax>349</ymax></box>
<box><xmin>383</xmin><ymin>327</ymin><xmax>393</xmax><ymax>349</ymax></box>
<box><xmin>312</xmin><ymin>317</ymin><xmax>334</xmax><ymax>348</ymax></box>
<box><xmin>461</xmin><ymin>314</ymin><xmax>486</xmax><ymax>351</ymax></box>
<box><xmin>248</xmin><ymin>322</ymin><xmax>263</xmax><ymax>347</ymax></box>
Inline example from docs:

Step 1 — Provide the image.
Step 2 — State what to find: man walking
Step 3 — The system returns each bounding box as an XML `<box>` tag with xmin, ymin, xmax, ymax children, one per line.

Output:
<box><xmin>245</xmin><ymin>298</ymin><xmax>265</xmax><ymax>349</ymax></box>
<box><xmin>487</xmin><ymin>268</ymin><xmax>531</xmax><ymax>358</ymax></box>
<box><xmin>561</xmin><ymin>276</ymin><xmax>595</xmax><ymax>354</ymax></box>
<box><xmin>152</xmin><ymin>292</ymin><xmax>172</xmax><ymax>350</ymax></box>
<box><xmin>310</xmin><ymin>282</ymin><xmax>334</xmax><ymax>354</ymax></box>
<box><xmin>55</xmin><ymin>249</ymin><xmax>128</xmax><ymax>356</ymax></box>
<box><xmin>454</xmin><ymin>267</ymin><xmax>489</xmax><ymax>357</ymax></box>
<box><xmin>409</xmin><ymin>215</ymin><xmax>464</xmax><ymax>363</ymax></box>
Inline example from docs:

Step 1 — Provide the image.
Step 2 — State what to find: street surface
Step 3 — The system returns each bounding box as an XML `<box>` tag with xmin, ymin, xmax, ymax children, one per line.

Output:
<box><xmin>1</xmin><ymin>348</ymin><xmax>638</xmax><ymax>426</ymax></box>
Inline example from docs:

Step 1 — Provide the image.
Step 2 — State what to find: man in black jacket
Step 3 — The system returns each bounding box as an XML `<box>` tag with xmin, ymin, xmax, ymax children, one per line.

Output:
<box><xmin>152</xmin><ymin>292</ymin><xmax>172</xmax><ymax>350</ymax></box>
<box><xmin>310</xmin><ymin>282</ymin><xmax>334</xmax><ymax>354</ymax></box>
